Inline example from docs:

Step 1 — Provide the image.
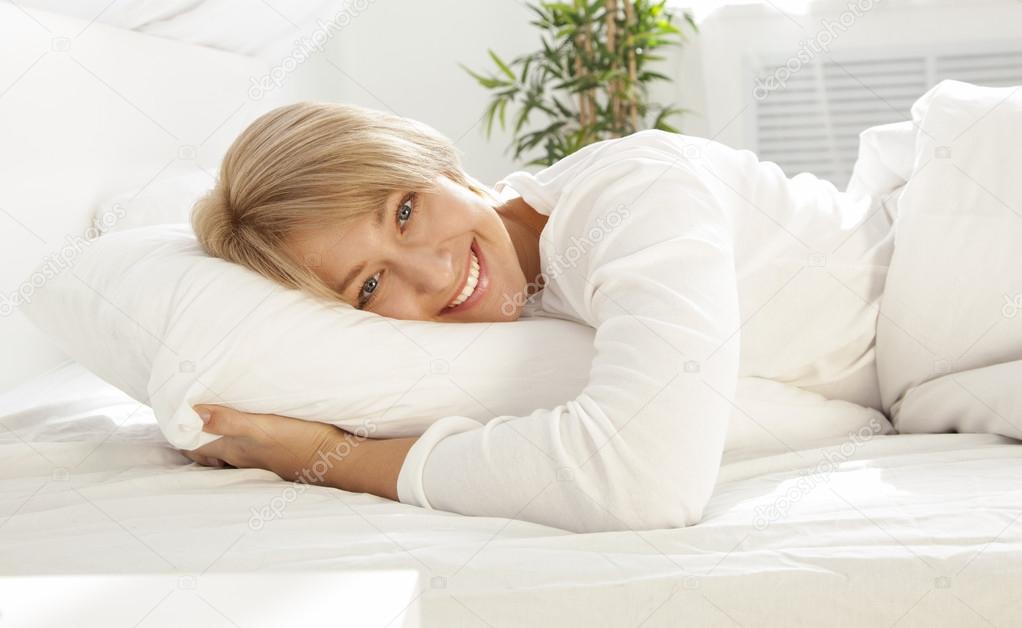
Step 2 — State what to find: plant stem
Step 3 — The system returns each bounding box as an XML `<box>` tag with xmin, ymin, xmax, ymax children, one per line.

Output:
<box><xmin>606</xmin><ymin>0</ymin><xmax>620</xmax><ymax>136</ymax></box>
<box><xmin>624</xmin><ymin>0</ymin><xmax>638</xmax><ymax>131</ymax></box>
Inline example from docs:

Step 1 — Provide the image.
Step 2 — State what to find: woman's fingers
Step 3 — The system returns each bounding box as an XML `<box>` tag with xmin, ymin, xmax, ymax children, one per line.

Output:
<box><xmin>188</xmin><ymin>404</ymin><xmax>308</xmax><ymax>473</ymax></box>
<box><xmin>182</xmin><ymin>420</ymin><xmax>237</xmax><ymax>464</ymax></box>
<box><xmin>193</xmin><ymin>404</ymin><xmax>253</xmax><ymax>437</ymax></box>
<box><xmin>178</xmin><ymin>448</ymin><xmax>223</xmax><ymax>467</ymax></box>
<box><xmin>179</xmin><ymin>448</ymin><xmax>202</xmax><ymax>464</ymax></box>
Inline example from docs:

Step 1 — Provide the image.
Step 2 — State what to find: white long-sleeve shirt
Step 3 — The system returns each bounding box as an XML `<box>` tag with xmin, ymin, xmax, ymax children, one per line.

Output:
<box><xmin>395</xmin><ymin>130</ymin><xmax>894</xmax><ymax>532</ymax></box>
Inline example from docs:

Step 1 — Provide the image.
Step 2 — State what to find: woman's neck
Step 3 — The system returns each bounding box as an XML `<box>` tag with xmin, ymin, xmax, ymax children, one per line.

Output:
<box><xmin>497</xmin><ymin>196</ymin><xmax>547</xmax><ymax>295</ymax></box>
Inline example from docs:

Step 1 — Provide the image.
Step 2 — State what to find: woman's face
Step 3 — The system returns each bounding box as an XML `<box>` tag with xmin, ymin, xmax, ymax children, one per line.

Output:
<box><xmin>287</xmin><ymin>176</ymin><xmax>528</xmax><ymax>322</ymax></box>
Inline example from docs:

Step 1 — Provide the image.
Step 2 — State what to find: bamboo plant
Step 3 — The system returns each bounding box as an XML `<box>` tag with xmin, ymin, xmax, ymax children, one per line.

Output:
<box><xmin>462</xmin><ymin>0</ymin><xmax>697</xmax><ymax>166</ymax></box>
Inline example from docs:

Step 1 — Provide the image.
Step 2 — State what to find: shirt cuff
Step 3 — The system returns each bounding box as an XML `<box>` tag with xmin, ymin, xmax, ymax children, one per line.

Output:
<box><xmin>395</xmin><ymin>416</ymin><xmax>484</xmax><ymax>509</ymax></box>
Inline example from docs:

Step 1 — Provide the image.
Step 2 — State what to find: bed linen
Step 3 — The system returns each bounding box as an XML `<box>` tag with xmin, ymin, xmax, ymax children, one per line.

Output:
<box><xmin>3</xmin><ymin>362</ymin><xmax>1020</xmax><ymax>627</ymax></box>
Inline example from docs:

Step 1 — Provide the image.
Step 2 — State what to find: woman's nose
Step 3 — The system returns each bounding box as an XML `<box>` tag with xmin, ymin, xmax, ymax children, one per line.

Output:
<box><xmin>401</xmin><ymin>247</ymin><xmax>457</xmax><ymax>295</ymax></box>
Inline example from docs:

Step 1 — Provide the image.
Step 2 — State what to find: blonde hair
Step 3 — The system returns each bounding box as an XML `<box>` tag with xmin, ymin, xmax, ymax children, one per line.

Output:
<box><xmin>191</xmin><ymin>101</ymin><xmax>495</xmax><ymax>302</ymax></box>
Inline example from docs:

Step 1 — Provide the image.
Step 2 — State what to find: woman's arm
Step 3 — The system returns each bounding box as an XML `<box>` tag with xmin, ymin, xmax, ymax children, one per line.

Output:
<box><xmin>395</xmin><ymin>153</ymin><xmax>742</xmax><ymax>532</ymax></box>
<box><xmin>183</xmin><ymin>405</ymin><xmax>418</xmax><ymax>501</ymax></box>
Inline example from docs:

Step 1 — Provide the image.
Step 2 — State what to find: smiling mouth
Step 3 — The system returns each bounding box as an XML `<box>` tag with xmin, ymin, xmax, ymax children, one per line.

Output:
<box><xmin>442</xmin><ymin>239</ymin><xmax>488</xmax><ymax>314</ymax></box>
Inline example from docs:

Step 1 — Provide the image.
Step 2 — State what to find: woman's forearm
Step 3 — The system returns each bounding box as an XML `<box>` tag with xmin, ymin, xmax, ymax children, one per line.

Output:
<box><xmin>309</xmin><ymin>430</ymin><xmax>419</xmax><ymax>502</ymax></box>
<box><xmin>186</xmin><ymin>405</ymin><xmax>420</xmax><ymax>503</ymax></box>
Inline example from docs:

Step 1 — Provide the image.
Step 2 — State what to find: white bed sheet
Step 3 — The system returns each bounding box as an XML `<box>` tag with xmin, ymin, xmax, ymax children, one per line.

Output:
<box><xmin>2</xmin><ymin>363</ymin><xmax>1021</xmax><ymax>627</ymax></box>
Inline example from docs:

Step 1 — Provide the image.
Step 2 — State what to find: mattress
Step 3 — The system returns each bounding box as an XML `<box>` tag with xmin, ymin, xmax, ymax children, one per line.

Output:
<box><xmin>2</xmin><ymin>363</ymin><xmax>1021</xmax><ymax>627</ymax></box>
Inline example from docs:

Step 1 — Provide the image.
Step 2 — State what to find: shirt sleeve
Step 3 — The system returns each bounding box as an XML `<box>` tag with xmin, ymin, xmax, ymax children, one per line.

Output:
<box><xmin>395</xmin><ymin>152</ymin><xmax>742</xmax><ymax>532</ymax></box>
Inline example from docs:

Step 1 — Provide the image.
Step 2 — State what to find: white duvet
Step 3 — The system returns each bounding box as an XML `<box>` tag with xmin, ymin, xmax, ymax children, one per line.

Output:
<box><xmin>876</xmin><ymin>80</ymin><xmax>1022</xmax><ymax>440</ymax></box>
<box><xmin>2</xmin><ymin>362</ymin><xmax>1021</xmax><ymax>627</ymax></box>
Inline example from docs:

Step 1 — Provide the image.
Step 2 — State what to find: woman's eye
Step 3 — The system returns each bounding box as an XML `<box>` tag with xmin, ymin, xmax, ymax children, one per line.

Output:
<box><xmin>358</xmin><ymin>272</ymin><xmax>381</xmax><ymax>308</ymax></box>
<box><xmin>396</xmin><ymin>193</ymin><xmax>415</xmax><ymax>229</ymax></box>
<box><xmin>358</xmin><ymin>193</ymin><xmax>414</xmax><ymax>309</ymax></box>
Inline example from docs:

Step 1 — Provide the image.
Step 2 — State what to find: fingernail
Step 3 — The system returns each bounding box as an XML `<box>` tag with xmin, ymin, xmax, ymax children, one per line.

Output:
<box><xmin>209</xmin><ymin>458</ymin><xmax>224</xmax><ymax>468</ymax></box>
<box><xmin>197</xmin><ymin>409</ymin><xmax>211</xmax><ymax>424</ymax></box>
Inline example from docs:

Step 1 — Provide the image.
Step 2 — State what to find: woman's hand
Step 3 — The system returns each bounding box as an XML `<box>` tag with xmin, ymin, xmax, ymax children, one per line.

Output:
<box><xmin>179</xmin><ymin>405</ymin><xmax>419</xmax><ymax>501</ymax></box>
<box><xmin>179</xmin><ymin>405</ymin><xmax>344</xmax><ymax>482</ymax></box>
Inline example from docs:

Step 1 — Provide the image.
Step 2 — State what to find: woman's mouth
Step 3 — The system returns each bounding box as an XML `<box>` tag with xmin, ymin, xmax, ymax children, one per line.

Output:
<box><xmin>442</xmin><ymin>238</ymin><xmax>489</xmax><ymax>314</ymax></box>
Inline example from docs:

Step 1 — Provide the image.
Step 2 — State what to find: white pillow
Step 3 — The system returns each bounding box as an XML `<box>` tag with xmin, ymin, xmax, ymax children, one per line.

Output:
<box><xmin>95</xmin><ymin>169</ymin><xmax>215</xmax><ymax>236</ymax></box>
<box><xmin>22</xmin><ymin>222</ymin><xmax>891</xmax><ymax>453</ymax></box>
<box><xmin>17</xmin><ymin>0</ymin><xmax>346</xmax><ymax>59</ymax></box>
<box><xmin>22</xmin><ymin>224</ymin><xmax>595</xmax><ymax>449</ymax></box>
<box><xmin>876</xmin><ymin>80</ymin><xmax>1022</xmax><ymax>427</ymax></box>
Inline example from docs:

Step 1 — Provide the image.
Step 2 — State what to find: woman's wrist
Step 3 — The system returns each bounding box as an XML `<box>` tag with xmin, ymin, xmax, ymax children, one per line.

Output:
<box><xmin>307</xmin><ymin>429</ymin><xmax>418</xmax><ymax>502</ymax></box>
<box><xmin>349</xmin><ymin>435</ymin><xmax>419</xmax><ymax>501</ymax></box>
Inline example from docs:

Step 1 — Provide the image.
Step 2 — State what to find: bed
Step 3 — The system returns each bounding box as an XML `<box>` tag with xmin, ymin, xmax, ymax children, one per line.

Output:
<box><xmin>2</xmin><ymin>361</ymin><xmax>1022</xmax><ymax>627</ymax></box>
<box><xmin>4</xmin><ymin>4</ymin><xmax>1022</xmax><ymax>627</ymax></box>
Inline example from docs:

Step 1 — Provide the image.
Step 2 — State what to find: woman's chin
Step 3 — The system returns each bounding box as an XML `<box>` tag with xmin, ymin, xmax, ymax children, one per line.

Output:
<box><xmin>495</xmin><ymin>294</ymin><xmax>527</xmax><ymax>322</ymax></box>
<box><xmin>460</xmin><ymin>300</ymin><xmax>523</xmax><ymax>323</ymax></box>
<box><xmin>468</xmin><ymin>307</ymin><xmax>523</xmax><ymax>323</ymax></box>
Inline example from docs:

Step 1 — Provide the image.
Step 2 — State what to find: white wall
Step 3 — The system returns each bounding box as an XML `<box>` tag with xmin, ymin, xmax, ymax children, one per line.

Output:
<box><xmin>300</xmin><ymin>0</ymin><xmax>1022</xmax><ymax>181</ymax></box>
<box><xmin>306</xmin><ymin>0</ymin><xmax>701</xmax><ymax>185</ymax></box>
<box><xmin>312</xmin><ymin>0</ymin><xmax>546</xmax><ymax>185</ymax></box>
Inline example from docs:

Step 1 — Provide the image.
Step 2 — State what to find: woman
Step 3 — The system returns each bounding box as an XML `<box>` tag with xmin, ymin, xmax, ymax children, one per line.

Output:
<box><xmin>185</xmin><ymin>102</ymin><xmax>891</xmax><ymax>532</ymax></box>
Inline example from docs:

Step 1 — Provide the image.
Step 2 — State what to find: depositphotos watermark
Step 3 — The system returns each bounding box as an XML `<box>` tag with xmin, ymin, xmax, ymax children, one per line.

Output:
<box><xmin>248</xmin><ymin>0</ymin><xmax>376</xmax><ymax>101</ymax></box>
<box><xmin>0</xmin><ymin>204</ymin><xmax>126</xmax><ymax>318</ymax></box>
<box><xmin>752</xmin><ymin>0</ymin><xmax>883</xmax><ymax>102</ymax></box>
<box><xmin>751</xmin><ymin>414</ymin><xmax>886</xmax><ymax>531</ymax></box>
<box><xmin>500</xmin><ymin>203</ymin><xmax>632</xmax><ymax>316</ymax></box>
<box><xmin>248</xmin><ymin>419</ymin><xmax>377</xmax><ymax>530</ymax></box>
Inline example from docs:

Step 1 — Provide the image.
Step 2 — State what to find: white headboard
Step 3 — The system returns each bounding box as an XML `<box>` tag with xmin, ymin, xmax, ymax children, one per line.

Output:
<box><xmin>0</xmin><ymin>5</ymin><xmax>301</xmax><ymax>392</ymax></box>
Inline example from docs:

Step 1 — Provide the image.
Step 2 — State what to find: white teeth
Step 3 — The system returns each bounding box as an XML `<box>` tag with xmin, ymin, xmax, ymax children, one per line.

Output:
<box><xmin>447</xmin><ymin>250</ymin><xmax>480</xmax><ymax>308</ymax></box>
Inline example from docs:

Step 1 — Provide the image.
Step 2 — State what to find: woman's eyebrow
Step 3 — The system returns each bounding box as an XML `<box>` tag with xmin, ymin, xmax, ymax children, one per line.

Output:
<box><xmin>337</xmin><ymin>262</ymin><xmax>366</xmax><ymax>295</ymax></box>
<box><xmin>374</xmin><ymin>201</ymin><xmax>388</xmax><ymax>226</ymax></box>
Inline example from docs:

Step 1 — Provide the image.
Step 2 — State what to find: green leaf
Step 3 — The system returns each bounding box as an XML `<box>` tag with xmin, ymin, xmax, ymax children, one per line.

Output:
<box><xmin>519</xmin><ymin>55</ymin><xmax>534</xmax><ymax>83</ymax></box>
<box><xmin>497</xmin><ymin>97</ymin><xmax>509</xmax><ymax>129</ymax></box>
<box><xmin>655</xmin><ymin>119</ymin><xmax>680</xmax><ymax>133</ymax></box>
<box><xmin>458</xmin><ymin>62</ymin><xmax>485</xmax><ymax>83</ymax></box>
<box><xmin>651</xmin><ymin>104</ymin><xmax>686</xmax><ymax>133</ymax></box>
<box><xmin>638</xmin><ymin>70</ymin><xmax>671</xmax><ymax>82</ymax></box>
<box><xmin>513</xmin><ymin>102</ymin><xmax>534</xmax><ymax>135</ymax></box>
<box><xmin>544</xmin><ymin>2</ymin><xmax>575</xmax><ymax>14</ymax></box>
<box><xmin>488</xmin><ymin>50</ymin><xmax>516</xmax><ymax>82</ymax></box>
<box><xmin>658</xmin><ymin>21</ymin><xmax>681</xmax><ymax>35</ymax></box>
<box><xmin>463</xmin><ymin>63</ymin><xmax>512</xmax><ymax>89</ymax></box>
<box><xmin>552</xmin><ymin>97</ymin><xmax>574</xmax><ymax>117</ymax></box>
<box><xmin>482</xmin><ymin>98</ymin><xmax>499</xmax><ymax>139</ymax></box>
<box><xmin>685</xmin><ymin>13</ymin><xmax>698</xmax><ymax>33</ymax></box>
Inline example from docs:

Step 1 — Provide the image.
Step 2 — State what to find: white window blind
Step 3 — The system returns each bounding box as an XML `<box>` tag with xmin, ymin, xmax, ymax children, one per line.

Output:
<box><xmin>750</xmin><ymin>46</ymin><xmax>1022</xmax><ymax>188</ymax></box>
